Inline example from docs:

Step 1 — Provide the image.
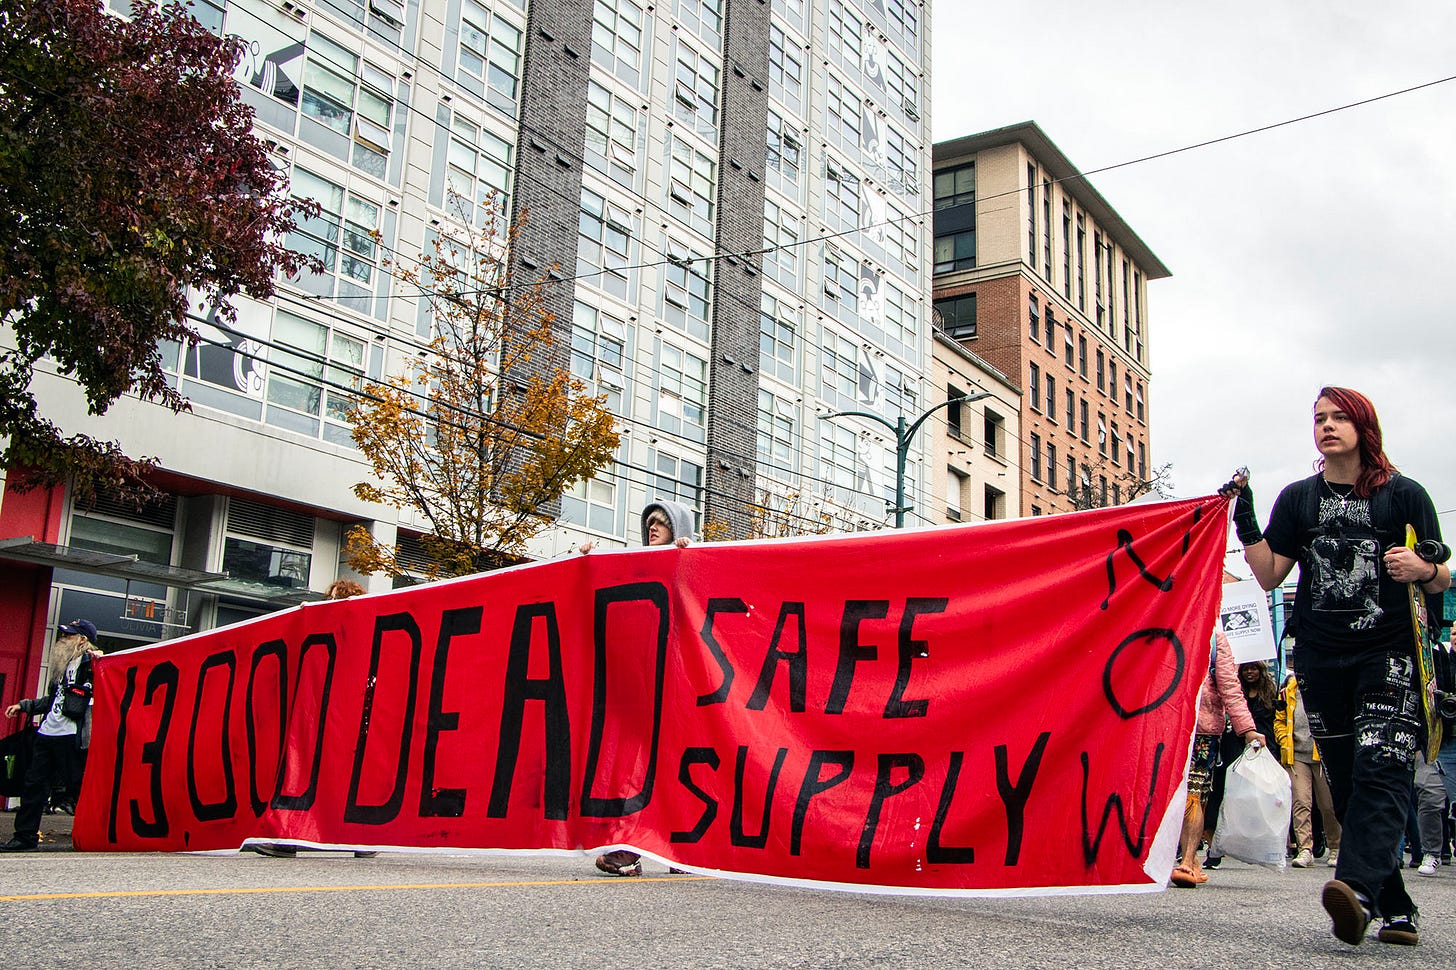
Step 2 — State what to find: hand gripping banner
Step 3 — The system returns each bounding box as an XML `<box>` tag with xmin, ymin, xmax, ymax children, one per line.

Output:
<box><xmin>74</xmin><ymin>495</ymin><xmax>1230</xmax><ymax>896</ymax></box>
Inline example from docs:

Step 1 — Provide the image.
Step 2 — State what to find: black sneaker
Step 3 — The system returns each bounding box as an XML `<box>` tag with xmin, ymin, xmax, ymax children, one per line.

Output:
<box><xmin>0</xmin><ymin>838</ymin><xmax>38</xmax><ymax>852</ymax></box>
<box><xmin>1321</xmin><ymin>879</ymin><xmax>1371</xmax><ymax>946</ymax></box>
<box><xmin>1377</xmin><ymin>913</ymin><xmax>1418</xmax><ymax>946</ymax></box>
<box><xmin>1203</xmin><ymin>855</ymin><xmax>1222</xmax><ymax>870</ymax></box>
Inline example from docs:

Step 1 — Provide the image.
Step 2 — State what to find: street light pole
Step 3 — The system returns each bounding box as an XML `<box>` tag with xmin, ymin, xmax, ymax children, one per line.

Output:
<box><xmin>823</xmin><ymin>390</ymin><xmax>991</xmax><ymax>528</ymax></box>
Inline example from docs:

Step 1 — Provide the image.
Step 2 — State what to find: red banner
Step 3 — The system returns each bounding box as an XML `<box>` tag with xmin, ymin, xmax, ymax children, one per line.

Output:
<box><xmin>75</xmin><ymin>496</ymin><xmax>1228</xmax><ymax>895</ymax></box>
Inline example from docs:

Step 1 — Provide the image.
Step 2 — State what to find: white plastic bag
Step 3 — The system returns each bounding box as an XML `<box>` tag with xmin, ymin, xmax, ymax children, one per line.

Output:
<box><xmin>1208</xmin><ymin>744</ymin><xmax>1291</xmax><ymax>870</ymax></box>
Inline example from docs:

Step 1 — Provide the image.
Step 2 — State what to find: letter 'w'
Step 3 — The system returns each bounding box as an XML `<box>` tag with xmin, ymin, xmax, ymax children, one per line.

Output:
<box><xmin>1079</xmin><ymin>742</ymin><xmax>1165</xmax><ymax>866</ymax></box>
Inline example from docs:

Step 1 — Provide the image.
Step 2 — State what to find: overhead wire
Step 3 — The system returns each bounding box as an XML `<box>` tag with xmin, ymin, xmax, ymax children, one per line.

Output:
<box><xmin>34</xmin><ymin>5</ymin><xmax>1431</xmax><ymax>531</ymax></box>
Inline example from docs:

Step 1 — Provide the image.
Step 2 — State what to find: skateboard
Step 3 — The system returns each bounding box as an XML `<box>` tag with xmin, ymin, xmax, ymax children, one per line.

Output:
<box><xmin>1405</xmin><ymin>524</ymin><xmax>1443</xmax><ymax>761</ymax></box>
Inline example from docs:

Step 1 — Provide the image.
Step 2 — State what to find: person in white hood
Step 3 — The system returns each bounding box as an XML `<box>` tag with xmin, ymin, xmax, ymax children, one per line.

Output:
<box><xmin>581</xmin><ymin>500</ymin><xmax>692</xmax><ymax>875</ymax></box>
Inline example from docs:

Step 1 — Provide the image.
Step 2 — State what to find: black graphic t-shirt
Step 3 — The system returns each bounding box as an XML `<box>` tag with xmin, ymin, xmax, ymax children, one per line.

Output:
<box><xmin>1264</xmin><ymin>473</ymin><xmax>1442</xmax><ymax>652</ymax></box>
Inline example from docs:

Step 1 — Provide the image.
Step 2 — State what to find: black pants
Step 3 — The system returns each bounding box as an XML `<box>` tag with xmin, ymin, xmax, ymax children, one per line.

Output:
<box><xmin>1298</xmin><ymin>644</ymin><xmax>1421</xmax><ymax>918</ymax></box>
<box><xmin>10</xmin><ymin>732</ymin><xmax>82</xmax><ymax>848</ymax></box>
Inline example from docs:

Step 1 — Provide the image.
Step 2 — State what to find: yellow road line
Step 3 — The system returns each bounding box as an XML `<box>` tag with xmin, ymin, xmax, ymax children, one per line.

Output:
<box><xmin>1</xmin><ymin>874</ymin><xmax>711</xmax><ymax>903</ymax></box>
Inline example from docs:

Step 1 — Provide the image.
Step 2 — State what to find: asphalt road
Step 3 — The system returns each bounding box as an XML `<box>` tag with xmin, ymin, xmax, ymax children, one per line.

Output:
<box><xmin>2</xmin><ymin>818</ymin><xmax>1453</xmax><ymax>968</ymax></box>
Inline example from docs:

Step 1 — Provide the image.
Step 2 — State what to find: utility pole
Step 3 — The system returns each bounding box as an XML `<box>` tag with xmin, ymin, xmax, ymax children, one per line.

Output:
<box><xmin>823</xmin><ymin>391</ymin><xmax>991</xmax><ymax>528</ymax></box>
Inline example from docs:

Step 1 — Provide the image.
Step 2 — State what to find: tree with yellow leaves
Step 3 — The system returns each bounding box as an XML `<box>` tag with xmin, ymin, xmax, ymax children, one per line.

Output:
<box><xmin>344</xmin><ymin>196</ymin><xmax>619</xmax><ymax>579</ymax></box>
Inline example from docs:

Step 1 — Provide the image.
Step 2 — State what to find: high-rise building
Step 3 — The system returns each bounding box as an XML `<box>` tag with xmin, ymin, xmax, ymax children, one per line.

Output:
<box><xmin>931</xmin><ymin>122</ymin><xmax>1170</xmax><ymax>518</ymax></box>
<box><xmin>0</xmin><ymin>1</ymin><xmax>940</xmax><ymax>703</ymax></box>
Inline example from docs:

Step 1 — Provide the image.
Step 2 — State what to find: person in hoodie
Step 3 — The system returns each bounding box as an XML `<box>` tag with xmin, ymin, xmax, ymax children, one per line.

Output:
<box><xmin>579</xmin><ymin>500</ymin><xmax>692</xmax><ymax>876</ymax></box>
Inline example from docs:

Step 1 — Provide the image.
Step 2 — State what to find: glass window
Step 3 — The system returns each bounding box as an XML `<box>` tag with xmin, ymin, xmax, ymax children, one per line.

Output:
<box><xmin>591</xmin><ymin>0</ymin><xmax>644</xmax><ymax>87</ymax></box>
<box><xmin>819</xmin><ymin>325</ymin><xmax>858</xmax><ymax>404</ymax></box>
<box><xmin>933</xmin><ymin>230</ymin><xmax>975</xmax><ymax>273</ymax></box>
<box><xmin>821</xmin><ymin>247</ymin><xmax>856</xmax><ymax>315</ymax></box>
<box><xmin>762</xmin><ymin>198</ymin><xmax>801</xmax><ymax>288</ymax></box>
<box><xmin>933</xmin><ymin>163</ymin><xmax>975</xmax><ymax>209</ymax></box>
<box><xmin>70</xmin><ymin>516</ymin><xmax>173</xmax><ymax>566</ymax></box>
<box><xmin>825</xmin><ymin>74</ymin><xmax>860</xmax><ymax>151</ymax></box>
<box><xmin>562</xmin><ymin>475</ymin><xmax>619</xmax><ymax>535</ymax></box>
<box><xmin>759</xmin><ymin>292</ymin><xmax>797</xmax><ymax>383</ymax></box>
<box><xmin>672</xmin><ymin>41</ymin><xmax>719</xmax><ymax>140</ymax></box>
<box><xmin>663</xmin><ymin>240</ymin><xmax>711</xmax><ymax>342</ymax></box>
<box><xmin>578</xmin><ymin>188</ymin><xmax>634</xmax><ymax>301</ymax></box>
<box><xmin>823</xmin><ymin>163</ymin><xmax>860</xmax><ymax>231</ymax></box>
<box><xmin>288</xmin><ymin>166</ymin><xmax>380</xmax><ymax>301</ymax></box>
<box><xmin>570</xmin><ymin>301</ymin><xmax>628</xmax><ymax>413</ymax></box>
<box><xmin>766</xmin><ymin>111</ymin><xmax>802</xmax><ymax>189</ymax></box>
<box><xmin>299</xmin><ymin>34</ymin><xmax>395</xmax><ymax>179</ymax></box>
<box><xmin>656</xmin><ymin>342</ymin><xmax>707</xmax><ymax>441</ymax></box>
<box><xmin>263</xmin><ymin>310</ymin><xmax>364</xmax><ymax>445</ymax></box>
<box><xmin>223</xmin><ymin>537</ymin><xmax>312</xmax><ymax>590</ymax></box>
<box><xmin>827</xmin><ymin>0</ymin><xmax>861</xmax><ymax>68</ymax></box>
<box><xmin>983</xmin><ymin>410</ymin><xmax>1003</xmax><ymax>459</ymax></box>
<box><xmin>459</xmin><ymin>0</ymin><xmax>523</xmax><ymax>115</ymax></box>
<box><xmin>652</xmin><ymin>451</ymin><xmax>704</xmax><ymax>521</ymax></box>
<box><xmin>757</xmin><ymin>389</ymin><xmax>796</xmax><ymax>467</ymax></box>
<box><xmin>444</xmin><ymin>114</ymin><xmax>513</xmax><ymax>228</ymax></box>
<box><xmin>675</xmin><ymin>0</ymin><xmax>722</xmax><ymax>46</ymax></box>
<box><xmin>584</xmin><ymin>80</ymin><xmax>640</xmax><ymax>189</ymax></box>
<box><xmin>934</xmin><ymin>294</ymin><xmax>975</xmax><ymax>340</ymax></box>
<box><xmin>880</xmin><ymin>123</ymin><xmax>916</xmax><ymax>194</ymax></box>
<box><xmin>1029</xmin><ymin>363</ymin><xmax>1041</xmax><ymax>411</ymax></box>
<box><xmin>768</xmin><ymin>24</ymin><xmax>802</xmax><ymax>112</ymax></box>
<box><xmin>667</xmin><ymin>134</ymin><xmax>716</xmax><ymax>236</ymax></box>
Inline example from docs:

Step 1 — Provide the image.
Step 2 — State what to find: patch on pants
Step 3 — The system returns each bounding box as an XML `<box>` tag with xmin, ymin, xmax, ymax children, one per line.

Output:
<box><xmin>1355</xmin><ymin>676</ymin><xmax>1421</xmax><ymax>766</ymax></box>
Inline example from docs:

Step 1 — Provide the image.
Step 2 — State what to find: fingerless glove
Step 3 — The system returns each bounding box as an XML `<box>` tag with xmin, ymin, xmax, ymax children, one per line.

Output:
<box><xmin>1232</xmin><ymin>483</ymin><xmax>1262</xmax><ymax>545</ymax></box>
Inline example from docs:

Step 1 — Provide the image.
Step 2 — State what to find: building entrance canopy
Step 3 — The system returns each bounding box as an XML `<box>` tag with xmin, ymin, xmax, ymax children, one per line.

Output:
<box><xmin>0</xmin><ymin>537</ymin><xmax>323</xmax><ymax>606</ymax></box>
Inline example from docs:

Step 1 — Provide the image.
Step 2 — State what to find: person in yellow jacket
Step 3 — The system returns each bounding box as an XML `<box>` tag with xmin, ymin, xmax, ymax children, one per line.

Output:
<box><xmin>1275</xmin><ymin>664</ymin><xmax>1342</xmax><ymax>869</ymax></box>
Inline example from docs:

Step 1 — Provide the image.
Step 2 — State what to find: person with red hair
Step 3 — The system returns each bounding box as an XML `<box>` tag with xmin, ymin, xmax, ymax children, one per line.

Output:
<box><xmin>1223</xmin><ymin>387</ymin><xmax>1449</xmax><ymax>947</ymax></box>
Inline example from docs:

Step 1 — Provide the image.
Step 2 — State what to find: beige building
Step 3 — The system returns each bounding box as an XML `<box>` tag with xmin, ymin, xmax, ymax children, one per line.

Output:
<box><xmin>929</xmin><ymin>332</ymin><xmax>1021</xmax><ymax>526</ymax></box>
<box><xmin>931</xmin><ymin>122</ymin><xmax>1170</xmax><ymax>518</ymax></box>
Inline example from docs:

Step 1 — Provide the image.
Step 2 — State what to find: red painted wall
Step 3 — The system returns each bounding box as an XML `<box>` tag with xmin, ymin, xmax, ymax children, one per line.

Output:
<box><xmin>0</xmin><ymin>479</ymin><xmax>64</xmax><ymax>707</ymax></box>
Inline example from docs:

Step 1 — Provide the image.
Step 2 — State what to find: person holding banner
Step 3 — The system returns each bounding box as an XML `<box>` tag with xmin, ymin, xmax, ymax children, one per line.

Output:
<box><xmin>581</xmin><ymin>499</ymin><xmax>693</xmax><ymax>877</ymax></box>
<box><xmin>1172</xmin><ymin>631</ymin><xmax>1264</xmax><ymax>887</ymax></box>
<box><xmin>1224</xmin><ymin>385</ymin><xmax>1449</xmax><ymax>946</ymax></box>
<box><xmin>1</xmin><ymin>619</ymin><xmax>101</xmax><ymax>852</ymax></box>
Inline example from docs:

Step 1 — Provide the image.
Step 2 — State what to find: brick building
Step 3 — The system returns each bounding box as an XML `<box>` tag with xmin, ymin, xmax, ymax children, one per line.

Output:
<box><xmin>931</xmin><ymin>121</ymin><xmax>1170</xmax><ymax>518</ymax></box>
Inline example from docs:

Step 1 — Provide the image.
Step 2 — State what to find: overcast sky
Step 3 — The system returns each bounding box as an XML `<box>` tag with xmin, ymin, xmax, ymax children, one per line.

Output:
<box><xmin>931</xmin><ymin>2</ymin><xmax>1456</xmax><ymax>539</ymax></box>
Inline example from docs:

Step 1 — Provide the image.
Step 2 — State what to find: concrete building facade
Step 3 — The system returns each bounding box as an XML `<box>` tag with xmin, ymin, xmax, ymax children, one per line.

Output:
<box><xmin>928</xmin><ymin>332</ymin><xmax>1020</xmax><ymax>526</ymax></box>
<box><xmin>0</xmin><ymin>0</ymin><xmax>958</xmax><ymax>704</ymax></box>
<box><xmin>930</xmin><ymin>122</ymin><xmax>1170</xmax><ymax>518</ymax></box>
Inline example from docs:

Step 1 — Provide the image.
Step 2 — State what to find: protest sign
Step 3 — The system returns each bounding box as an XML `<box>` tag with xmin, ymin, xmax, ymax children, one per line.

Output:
<box><xmin>1218</xmin><ymin>579</ymin><xmax>1276</xmax><ymax>665</ymax></box>
<box><xmin>74</xmin><ymin>495</ymin><xmax>1228</xmax><ymax>895</ymax></box>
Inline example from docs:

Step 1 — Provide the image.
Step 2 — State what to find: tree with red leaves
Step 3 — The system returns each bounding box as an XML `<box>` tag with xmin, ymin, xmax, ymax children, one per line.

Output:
<box><xmin>0</xmin><ymin>0</ymin><xmax>316</xmax><ymax>504</ymax></box>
